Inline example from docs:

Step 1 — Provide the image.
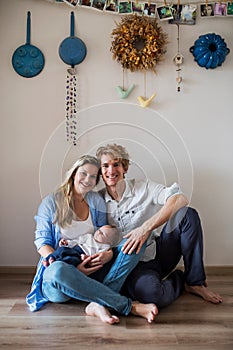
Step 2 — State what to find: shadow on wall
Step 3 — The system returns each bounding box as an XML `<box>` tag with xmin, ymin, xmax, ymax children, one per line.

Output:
<box><xmin>191</xmin><ymin>168</ymin><xmax>232</xmax><ymax>264</ymax></box>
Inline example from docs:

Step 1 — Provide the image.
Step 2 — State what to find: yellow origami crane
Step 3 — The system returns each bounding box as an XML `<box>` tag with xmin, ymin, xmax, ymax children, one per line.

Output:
<box><xmin>137</xmin><ymin>92</ymin><xmax>156</xmax><ymax>108</ymax></box>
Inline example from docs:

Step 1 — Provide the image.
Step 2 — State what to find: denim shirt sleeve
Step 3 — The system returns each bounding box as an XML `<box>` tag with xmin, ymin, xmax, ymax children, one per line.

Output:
<box><xmin>26</xmin><ymin>193</ymin><xmax>61</xmax><ymax>312</ymax></box>
<box><xmin>87</xmin><ymin>191</ymin><xmax>108</xmax><ymax>230</ymax></box>
<box><xmin>34</xmin><ymin>193</ymin><xmax>60</xmax><ymax>251</ymax></box>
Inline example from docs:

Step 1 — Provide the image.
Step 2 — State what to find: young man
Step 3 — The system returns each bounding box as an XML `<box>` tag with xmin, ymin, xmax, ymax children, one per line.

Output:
<box><xmin>96</xmin><ymin>144</ymin><xmax>222</xmax><ymax>308</ymax></box>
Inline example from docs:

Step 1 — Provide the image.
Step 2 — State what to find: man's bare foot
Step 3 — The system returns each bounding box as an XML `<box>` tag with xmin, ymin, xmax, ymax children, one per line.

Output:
<box><xmin>185</xmin><ymin>284</ymin><xmax>222</xmax><ymax>304</ymax></box>
<box><xmin>85</xmin><ymin>302</ymin><xmax>120</xmax><ymax>325</ymax></box>
<box><xmin>131</xmin><ymin>302</ymin><xmax>158</xmax><ymax>323</ymax></box>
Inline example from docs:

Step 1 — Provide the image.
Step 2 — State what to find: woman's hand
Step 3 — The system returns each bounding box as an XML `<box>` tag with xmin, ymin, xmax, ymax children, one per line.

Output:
<box><xmin>38</xmin><ymin>244</ymin><xmax>54</xmax><ymax>258</ymax></box>
<box><xmin>122</xmin><ymin>227</ymin><xmax>150</xmax><ymax>254</ymax></box>
<box><xmin>88</xmin><ymin>250</ymin><xmax>113</xmax><ymax>267</ymax></box>
<box><xmin>77</xmin><ymin>255</ymin><xmax>103</xmax><ymax>276</ymax></box>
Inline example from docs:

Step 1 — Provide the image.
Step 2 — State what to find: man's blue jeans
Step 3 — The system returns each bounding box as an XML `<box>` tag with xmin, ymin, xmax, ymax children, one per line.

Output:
<box><xmin>123</xmin><ymin>207</ymin><xmax>206</xmax><ymax>308</ymax></box>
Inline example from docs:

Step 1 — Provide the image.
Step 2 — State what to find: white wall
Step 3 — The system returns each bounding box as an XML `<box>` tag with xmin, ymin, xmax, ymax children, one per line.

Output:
<box><xmin>0</xmin><ymin>0</ymin><xmax>232</xmax><ymax>266</ymax></box>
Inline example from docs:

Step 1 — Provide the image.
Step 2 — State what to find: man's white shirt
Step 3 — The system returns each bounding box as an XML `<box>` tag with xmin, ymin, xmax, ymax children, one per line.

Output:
<box><xmin>100</xmin><ymin>179</ymin><xmax>183</xmax><ymax>261</ymax></box>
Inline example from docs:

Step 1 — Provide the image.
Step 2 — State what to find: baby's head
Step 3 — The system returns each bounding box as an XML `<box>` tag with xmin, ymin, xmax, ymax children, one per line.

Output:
<box><xmin>94</xmin><ymin>225</ymin><xmax>121</xmax><ymax>247</ymax></box>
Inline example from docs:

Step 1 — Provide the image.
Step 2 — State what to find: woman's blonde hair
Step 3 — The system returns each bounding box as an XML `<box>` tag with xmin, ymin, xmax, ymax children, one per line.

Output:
<box><xmin>96</xmin><ymin>143</ymin><xmax>130</xmax><ymax>172</ymax></box>
<box><xmin>54</xmin><ymin>155</ymin><xmax>100</xmax><ymax>228</ymax></box>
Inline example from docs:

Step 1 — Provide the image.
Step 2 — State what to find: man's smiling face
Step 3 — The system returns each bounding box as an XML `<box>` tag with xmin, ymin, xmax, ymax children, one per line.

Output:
<box><xmin>100</xmin><ymin>154</ymin><xmax>126</xmax><ymax>188</ymax></box>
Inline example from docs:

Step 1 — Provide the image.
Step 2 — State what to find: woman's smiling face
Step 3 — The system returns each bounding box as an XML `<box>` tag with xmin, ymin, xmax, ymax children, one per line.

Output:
<box><xmin>73</xmin><ymin>163</ymin><xmax>99</xmax><ymax>195</ymax></box>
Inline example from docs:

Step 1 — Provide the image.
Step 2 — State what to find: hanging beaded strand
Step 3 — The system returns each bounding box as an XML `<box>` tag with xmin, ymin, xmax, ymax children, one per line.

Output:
<box><xmin>173</xmin><ymin>23</ymin><xmax>183</xmax><ymax>92</ymax></box>
<box><xmin>66</xmin><ymin>71</ymin><xmax>77</xmax><ymax>146</ymax></box>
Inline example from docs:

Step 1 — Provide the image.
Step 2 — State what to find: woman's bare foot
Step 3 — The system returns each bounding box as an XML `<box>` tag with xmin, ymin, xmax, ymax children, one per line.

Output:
<box><xmin>185</xmin><ymin>284</ymin><xmax>222</xmax><ymax>304</ymax></box>
<box><xmin>131</xmin><ymin>302</ymin><xmax>158</xmax><ymax>323</ymax></box>
<box><xmin>85</xmin><ymin>302</ymin><xmax>120</xmax><ymax>325</ymax></box>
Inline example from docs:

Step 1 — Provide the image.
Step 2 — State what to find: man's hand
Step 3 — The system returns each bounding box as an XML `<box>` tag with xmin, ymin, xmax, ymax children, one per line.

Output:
<box><xmin>122</xmin><ymin>194</ymin><xmax>189</xmax><ymax>255</ymax></box>
<box><xmin>122</xmin><ymin>227</ymin><xmax>150</xmax><ymax>255</ymax></box>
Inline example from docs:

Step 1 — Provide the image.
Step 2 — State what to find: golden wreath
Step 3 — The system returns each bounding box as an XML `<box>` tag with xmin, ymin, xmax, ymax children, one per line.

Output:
<box><xmin>111</xmin><ymin>15</ymin><xmax>167</xmax><ymax>72</ymax></box>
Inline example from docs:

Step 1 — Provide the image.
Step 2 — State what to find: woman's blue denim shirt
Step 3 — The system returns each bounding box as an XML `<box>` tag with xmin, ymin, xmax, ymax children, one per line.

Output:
<box><xmin>26</xmin><ymin>192</ymin><xmax>107</xmax><ymax>311</ymax></box>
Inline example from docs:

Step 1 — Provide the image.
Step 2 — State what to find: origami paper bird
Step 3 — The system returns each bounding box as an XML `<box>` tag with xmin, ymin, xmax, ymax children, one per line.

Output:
<box><xmin>137</xmin><ymin>92</ymin><xmax>156</xmax><ymax>108</ymax></box>
<box><xmin>116</xmin><ymin>84</ymin><xmax>135</xmax><ymax>99</ymax></box>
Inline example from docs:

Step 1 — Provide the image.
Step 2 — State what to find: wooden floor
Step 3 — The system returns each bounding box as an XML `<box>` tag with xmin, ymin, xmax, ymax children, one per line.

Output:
<box><xmin>0</xmin><ymin>267</ymin><xmax>232</xmax><ymax>350</ymax></box>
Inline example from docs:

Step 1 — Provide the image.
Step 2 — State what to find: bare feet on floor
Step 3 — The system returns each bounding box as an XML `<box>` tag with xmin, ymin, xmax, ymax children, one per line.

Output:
<box><xmin>185</xmin><ymin>283</ymin><xmax>222</xmax><ymax>304</ymax></box>
<box><xmin>131</xmin><ymin>302</ymin><xmax>158</xmax><ymax>323</ymax></box>
<box><xmin>85</xmin><ymin>302</ymin><xmax>120</xmax><ymax>325</ymax></box>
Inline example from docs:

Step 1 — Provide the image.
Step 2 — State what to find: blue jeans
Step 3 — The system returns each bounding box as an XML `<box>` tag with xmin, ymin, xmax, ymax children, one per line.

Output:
<box><xmin>123</xmin><ymin>207</ymin><xmax>206</xmax><ymax>308</ymax></box>
<box><xmin>102</xmin><ymin>238</ymin><xmax>146</xmax><ymax>292</ymax></box>
<box><xmin>42</xmin><ymin>261</ymin><xmax>132</xmax><ymax>315</ymax></box>
<box><xmin>41</xmin><ymin>238</ymin><xmax>145</xmax><ymax>311</ymax></box>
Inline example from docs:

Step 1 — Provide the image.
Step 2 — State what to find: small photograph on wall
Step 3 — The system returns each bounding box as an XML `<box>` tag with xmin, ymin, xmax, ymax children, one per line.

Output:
<box><xmin>79</xmin><ymin>0</ymin><xmax>92</xmax><ymax>7</ymax></box>
<box><xmin>92</xmin><ymin>0</ymin><xmax>106</xmax><ymax>10</ymax></box>
<box><xmin>227</xmin><ymin>1</ymin><xmax>233</xmax><ymax>15</ymax></box>
<box><xmin>200</xmin><ymin>3</ymin><xmax>215</xmax><ymax>17</ymax></box>
<box><xmin>132</xmin><ymin>1</ymin><xmax>144</xmax><ymax>15</ymax></box>
<box><xmin>144</xmin><ymin>3</ymin><xmax>157</xmax><ymax>17</ymax></box>
<box><xmin>118</xmin><ymin>1</ymin><xmax>132</xmax><ymax>13</ymax></box>
<box><xmin>214</xmin><ymin>2</ymin><xmax>227</xmax><ymax>15</ymax></box>
<box><xmin>63</xmin><ymin>0</ymin><xmax>79</xmax><ymax>6</ymax></box>
<box><xmin>169</xmin><ymin>4</ymin><xmax>182</xmax><ymax>23</ymax></box>
<box><xmin>157</xmin><ymin>6</ymin><xmax>173</xmax><ymax>21</ymax></box>
<box><xmin>181</xmin><ymin>4</ymin><xmax>197</xmax><ymax>24</ymax></box>
<box><xmin>104</xmin><ymin>0</ymin><xmax>118</xmax><ymax>12</ymax></box>
<box><xmin>169</xmin><ymin>4</ymin><xmax>197</xmax><ymax>24</ymax></box>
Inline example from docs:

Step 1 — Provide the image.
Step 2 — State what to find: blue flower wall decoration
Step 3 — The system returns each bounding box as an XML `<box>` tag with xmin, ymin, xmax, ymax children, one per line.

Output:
<box><xmin>190</xmin><ymin>33</ymin><xmax>230</xmax><ymax>69</ymax></box>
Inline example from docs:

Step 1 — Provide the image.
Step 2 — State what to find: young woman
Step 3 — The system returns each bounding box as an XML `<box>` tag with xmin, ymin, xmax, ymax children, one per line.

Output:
<box><xmin>26</xmin><ymin>155</ymin><xmax>157</xmax><ymax>324</ymax></box>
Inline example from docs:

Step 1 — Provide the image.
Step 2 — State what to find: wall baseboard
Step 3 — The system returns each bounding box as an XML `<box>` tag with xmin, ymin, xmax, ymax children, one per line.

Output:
<box><xmin>0</xmin><ymin>265</ymin><xmax>232</xmax><ymax>275</ymax></box>
<box><xmin>0</xmin><ymin>266</ymin><xmax>36</xmax><ymax>274</ymax></box>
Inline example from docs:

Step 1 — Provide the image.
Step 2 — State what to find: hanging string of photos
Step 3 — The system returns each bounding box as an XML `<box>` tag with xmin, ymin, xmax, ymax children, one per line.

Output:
<box><xmin>46</xmin><ymin>0</ymin><xmax>233</xmax><ymax>19</ymax></box>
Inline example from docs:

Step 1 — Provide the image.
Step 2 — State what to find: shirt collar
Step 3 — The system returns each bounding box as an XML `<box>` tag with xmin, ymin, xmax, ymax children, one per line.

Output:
<box><xmin>104</xmin><ymin>179</ymin><xmax>135</xmax><ymax>203</ymax></box>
